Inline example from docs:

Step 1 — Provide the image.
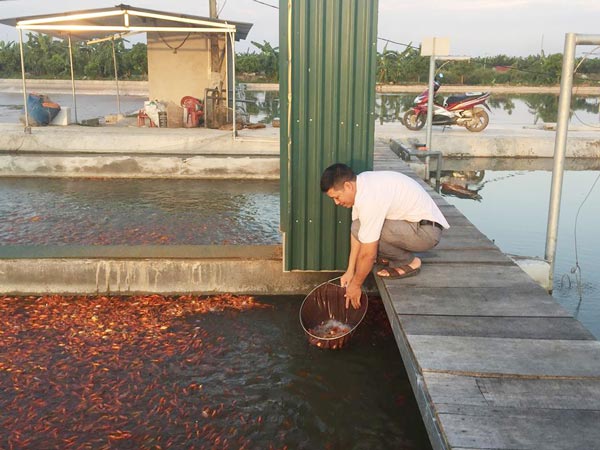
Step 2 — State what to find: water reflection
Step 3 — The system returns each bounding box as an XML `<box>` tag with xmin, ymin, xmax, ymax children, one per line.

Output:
<box><xmin>440</xmin><ymin>170</ymin><xmax>485</xmax><ymax>201</ymax></box>
<box><xmin>489</xmin><ymin>94</ymin><xmax>600</xmax><ymax>125</ymax></box>
<box><xmin>436</xmin><ymin>159</ymin><xmax>600</xmax><ymax>201</ymax></box>
<box><xmin>240</xmin><ymin>90</ymin><xmax>599</xmax><ymax>127</ymax></box>
<box><xmin>375</xmin><ymin>94</ymin><xmax>414</xmax><ymax>124</ymax></box>
<box><xmin>239</xmin><ymin>89</ymin><xmax>280</xmax><ymax>124</ymax></box>
<box><xmin>377</xmin><ymin>92</ymin><xmax>600</xmax><ymax>127</ymax></box>
<box><xmin>438</xmin><ymin>165</ymin><xmax>600</xmax><ymax>338</ymax></box>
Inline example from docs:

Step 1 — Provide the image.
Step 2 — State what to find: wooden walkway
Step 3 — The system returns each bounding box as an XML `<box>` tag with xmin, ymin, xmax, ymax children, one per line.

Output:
<box><xmin>372</xmin><ymin>139</ymin><xmax>600</xmax><ymax>450</ymax></box>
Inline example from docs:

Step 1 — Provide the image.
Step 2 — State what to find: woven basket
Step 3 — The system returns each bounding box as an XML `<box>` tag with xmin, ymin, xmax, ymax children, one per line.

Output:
<box><xmin>299</xmin><ymin>278</ymin><xmax>368</xmax><ymax>350</ymax></box>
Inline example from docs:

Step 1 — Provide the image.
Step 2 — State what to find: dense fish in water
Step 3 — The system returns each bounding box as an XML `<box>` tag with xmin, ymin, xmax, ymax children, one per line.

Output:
<box><xmin>308</xmin><ymin>319</ymin><xmax>352</xmax><ymax>338</ymax></box>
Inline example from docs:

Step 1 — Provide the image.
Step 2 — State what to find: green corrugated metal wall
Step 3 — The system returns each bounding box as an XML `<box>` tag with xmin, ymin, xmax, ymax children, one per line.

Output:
<box><xmin>279</xmin><ymin>0</ymin><xmax>379</xmax><ymax>271</ymax></box>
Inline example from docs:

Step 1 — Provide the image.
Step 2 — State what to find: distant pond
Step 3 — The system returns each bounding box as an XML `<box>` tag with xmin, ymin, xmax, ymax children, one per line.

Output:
<box><xmin>375</xmin><ymin>92</ymin><xmax>600</xmax><ymax>127</ymax></box>
<box><xmin>1</xmin><ymin>90</ymin><xmax>598</xmax><ymax>128</ymax></box>
<box><xmin>238</xmin><ymin>90</ymin><xmax>600</xmax><ymax>128</ymax></box>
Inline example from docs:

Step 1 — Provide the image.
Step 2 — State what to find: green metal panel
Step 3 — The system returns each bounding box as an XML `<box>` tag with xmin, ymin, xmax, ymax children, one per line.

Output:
<box><xmin>279</xmin><ymin>0</ymin><xmax>378</xmax><ymax>271</ymax></box>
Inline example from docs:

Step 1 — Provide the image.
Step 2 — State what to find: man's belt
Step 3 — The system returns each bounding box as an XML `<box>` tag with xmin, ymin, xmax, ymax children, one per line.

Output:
<box><xmin>419</xmin><ymin>219</ymin><xmax>444</xmax><ymax>230</ymax></box>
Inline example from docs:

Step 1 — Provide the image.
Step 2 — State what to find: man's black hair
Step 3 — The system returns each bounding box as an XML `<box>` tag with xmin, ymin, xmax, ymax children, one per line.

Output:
<box><xmin>320</xmin><ymin>163</ymin><xmax>356</xmax><ymax>192</ymax></box>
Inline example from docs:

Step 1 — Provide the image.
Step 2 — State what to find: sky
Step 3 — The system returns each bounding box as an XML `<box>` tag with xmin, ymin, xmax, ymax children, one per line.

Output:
<box><xmin>0</xmin><ymin>0</ymin><xmax>598</xmax><ymax>57</ymax></box>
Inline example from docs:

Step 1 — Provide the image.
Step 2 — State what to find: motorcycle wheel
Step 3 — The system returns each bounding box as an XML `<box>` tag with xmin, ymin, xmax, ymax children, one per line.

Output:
<box><xmin>465</xmin><ymin>108</ymin><xmax>489</xmax><ymax>132</ymax></box>
<box><xmin>403</xmin><ymin>110</ymin><xmax>426</xmax><ymax>131</ymax></box>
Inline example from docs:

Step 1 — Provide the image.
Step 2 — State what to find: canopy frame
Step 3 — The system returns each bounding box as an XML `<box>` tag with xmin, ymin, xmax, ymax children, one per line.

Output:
<box><xmin>12</xmin><ymin>5</ymin><xmax>248</xmax><ymax>136</ymax></box>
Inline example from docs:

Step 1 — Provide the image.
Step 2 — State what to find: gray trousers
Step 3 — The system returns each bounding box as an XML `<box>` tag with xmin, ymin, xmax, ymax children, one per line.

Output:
<box><xmin>351</xmin><ymin>219</ymin><xmax>442</xmax><ymax>265</ymax></box>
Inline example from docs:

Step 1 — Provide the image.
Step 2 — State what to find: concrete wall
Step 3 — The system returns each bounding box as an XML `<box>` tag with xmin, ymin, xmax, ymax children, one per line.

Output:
<box><xmin>0</xmin><ymin>246</ymin><xmax>343</xmax><ymax>295</ymax></box>
<box><xmin>0</xmin><ymin>154</ymin><xmax>280</xmax><ymax>179</ymax></box>
<box><xmin>147</xmin><ymin>33</ymin><xmax>227</xmax><ymax>105</ymax></box>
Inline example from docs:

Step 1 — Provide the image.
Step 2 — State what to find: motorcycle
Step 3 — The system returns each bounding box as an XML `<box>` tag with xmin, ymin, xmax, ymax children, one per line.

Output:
<box><xmin>403</xmin><ymin>76</ymin><xmax>491</xmax><ymax>132</ymax></box>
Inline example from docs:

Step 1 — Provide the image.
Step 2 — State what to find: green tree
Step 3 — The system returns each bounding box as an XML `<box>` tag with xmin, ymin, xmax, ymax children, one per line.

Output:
<box><xmin>0</xmin><ymin>40</ymin><xmax>20</xmax><ymax>77</ymax></box>
<box><xmin>250</xmin><ymin>40</ymin><xmax>279</xmax><ymax>81</ymax></box>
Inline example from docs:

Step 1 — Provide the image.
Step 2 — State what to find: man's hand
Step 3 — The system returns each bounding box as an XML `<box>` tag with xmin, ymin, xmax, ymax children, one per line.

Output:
<box><xmin>344</xmin><ymin>282</ymin><xmax>362</xmax><ymax>309</ymax></box>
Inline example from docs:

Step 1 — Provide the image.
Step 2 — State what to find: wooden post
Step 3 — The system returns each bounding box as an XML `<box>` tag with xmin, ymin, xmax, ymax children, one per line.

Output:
<box><xmin>209</xmin><ymin>0</ymin><xmax>222</xmax><ymax>94</ymax></box>
<box><xmin>209</xmin><ymin>0</ymin><xmax>218</xmax><ymax>18</ymax></box>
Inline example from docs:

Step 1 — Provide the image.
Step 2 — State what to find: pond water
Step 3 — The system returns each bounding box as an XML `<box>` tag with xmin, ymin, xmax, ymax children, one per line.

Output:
<box><xmin>0</xmin><ymin>294</ymin><xmax>431</xmax><ymax>449</ymax></box>
<box><xmin>0</xmin><ymin>178</ymin><xmax>281</xmax><ymax>246</ymax></box>
<box><xmin>238</xmin><ymin>89</ymin><xmax>600</xmax><ymax>128</ymax></box>
<box><xmin>2</xmin><ymin>90</ymin><xmax>599</xmax><ymax>128</ymax></box>
<box><xmin>0</xmin><ymin>92</ymin><xmax>145</xmax><ymax>123</ymax></box>
<box><xmin>0</xmin><ymin>165</ymin><xmax>598</xmax><ymax>338</ymax></box>
<box><xmin>376</xmin><ymin>92</ymin><xmax>600</xmax><ymax>128</ymax></box>
<box><xmin>439</xmin><ymin>165</ymin><xmax>600</xmax><ymax>338</ymax></box>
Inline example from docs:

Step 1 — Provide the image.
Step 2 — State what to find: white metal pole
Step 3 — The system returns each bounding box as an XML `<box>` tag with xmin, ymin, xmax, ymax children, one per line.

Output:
<box><xmin>112</xmin><ymin>38</ymin><xmax>121</xmax><ymax>116</ymax></box>
<box><xmin>425</xmin><ymin>52</ymin><xmax>436</xmax><ymax>150</ymax></box>
<box><xmin>224</xmin><ymin>31</ymin><xmax>232</xmax><ymax>138</ymax></box>
<box><xmin>545</xmin><ymin>33</ymin><xmax>576</xmax><ymax>289</ymax></box>
<box><xmin>68</xmin><ymin>34</ymin><xmax>78</xmax><ymax>123</ymax></box>
<box><xmin>230</xmin><ymin>31</ymin><xmax>237</xmax><ymax>139</ymax></box>
<box><xmin>18</xmin><ymin>29</ymin><xmax>30</xmax><ymax>132</ymax></box>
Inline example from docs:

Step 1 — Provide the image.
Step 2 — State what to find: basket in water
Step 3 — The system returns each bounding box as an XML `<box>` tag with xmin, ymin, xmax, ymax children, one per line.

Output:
<box><xmin>299</xmin><ymin>278</ymin><xmax>368</xmax><ymax>350</ymax></box>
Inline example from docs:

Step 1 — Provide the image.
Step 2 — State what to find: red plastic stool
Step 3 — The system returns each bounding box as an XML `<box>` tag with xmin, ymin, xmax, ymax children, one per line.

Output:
<box><xmin>180</xmin><ymin>96</ymin><xmax>204</xmax><ymax>128</ymax></box>
<box><xmin>137</xmin><ymin>110</ymin><xmax>156</xmax><ymax>127</ymax></box>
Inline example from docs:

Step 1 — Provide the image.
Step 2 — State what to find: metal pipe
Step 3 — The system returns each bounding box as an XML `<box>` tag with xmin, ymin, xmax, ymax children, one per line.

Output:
<box><xmin>230</xmin><ymin>31</ymin><xmax>237</xmax><ymax>139</ymax></box>
<box><xmin>545</xmin><ymin>33</ymin><xmax>576</xmax><ymax>289</ymax></box>
<box><xmin>23</xmin><ymin>25</ymin><xmax>231</xmax><ymax>33</ymax></box>
<box><xmin>18</xmin><ymin>29</ymin><xmax>30</xmax><ymax>132</ymax></box>
<box><xmin>67</xmin><ymin>34</ymin><xmax>78</xmax><ymax>123</ymax></box>
<box><xmin>224</xmin><ymin>31</ymin><xmax>228</xmax><ymax>111</ymax></box>
<box><xmin>575</xmin><ymin>34</ymin><xmax>600</xmax><ymax>45</ymax></box>
<box><xmin>111</xmin><ymin>37</ymin><xmax>121</xmax><ymax>116</ymax></box>
<box><xmin>425</xmin><ymin>53</ymin><xmax>436</xmax><ymax>150</ymax></box>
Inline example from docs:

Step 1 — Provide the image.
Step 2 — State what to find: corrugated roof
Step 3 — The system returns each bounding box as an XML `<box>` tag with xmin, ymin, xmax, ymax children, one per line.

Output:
<box><xmin>0</xmin><ymin>4</ymin><xmax>253</xmax><ymax>42</ymax></box>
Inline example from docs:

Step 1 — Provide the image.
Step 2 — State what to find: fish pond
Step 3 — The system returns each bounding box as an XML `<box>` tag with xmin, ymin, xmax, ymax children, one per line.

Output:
<box><xmin>0</xmin><ymin>178</ymin><xmax>281</xmax><ymax>246</ymax></box>
<box><xmin>0</xmin><ymin>294</ymin><xmax>431</xmax><ymax>450</ymax></box>
<box><xmin>0</xmin><ymin>161</ymin><xmax>598</xmax><ymax>339</ymax></box>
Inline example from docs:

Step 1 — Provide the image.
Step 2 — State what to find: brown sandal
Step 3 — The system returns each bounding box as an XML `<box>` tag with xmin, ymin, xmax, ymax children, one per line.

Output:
<box><xmin>377</xmin><ymin>264</ymin><xmax>421</xmax><ymax>279</ymax></box>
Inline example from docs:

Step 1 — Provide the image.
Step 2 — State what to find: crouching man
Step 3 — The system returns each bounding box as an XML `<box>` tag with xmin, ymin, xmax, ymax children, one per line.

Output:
<box><xmin>320</xmin><ymin>163</ymin><xmax>449</xmax><ymax>308</ymax></box>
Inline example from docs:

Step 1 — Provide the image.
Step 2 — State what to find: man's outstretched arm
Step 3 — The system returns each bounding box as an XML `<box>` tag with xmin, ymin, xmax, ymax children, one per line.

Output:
<box><xmin>344</xmin><ymin>240</ymin><xmax>377</xmax><ymax>308</ymax></box>
<box><xmin>341</xmin><ymin>233</ymin><xmax>360</xmax><ymax>288</ymax></box>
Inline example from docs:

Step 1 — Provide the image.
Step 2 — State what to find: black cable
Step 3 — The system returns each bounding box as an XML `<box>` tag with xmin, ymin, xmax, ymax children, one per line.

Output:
<box><xmin>572</xmin><ymin>171</ymin><xmax>600</xmax><ymax>286</ymax></box>
<box><xmin>218</xmin><ymin>0</ymin><xmax>228</xmax><ymax>16</ymax></box>
<box><xmin>157</xmin><ymin>31</ymin><xmax>191</xmax><ymax>53</ymax></box>
<box><xmin>252</xmin><ymin>0</ymin><xmax>278</xmax><ymax>9</ymax></box>
<box><xmin>377</xmin><ymin>37</ymin><xmax>419</xmax><ymax>51</ymax></box>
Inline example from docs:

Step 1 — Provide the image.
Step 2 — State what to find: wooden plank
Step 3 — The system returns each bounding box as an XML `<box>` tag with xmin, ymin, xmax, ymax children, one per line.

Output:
<box><xmin>438</xmin><ymin>407</ymin><xmax>600</xmax><ymax>450</ymax></box>
<box><xmin>388</xmin><ymin>287</ymin><xmax>571</xmax><ymax>317</ymax></box>
<box><xmin>441</xmin><ymin>225</ymin><xmax>492</xmax><ymax>239</ymax></box>
<box><xmin>424</xmin><ymin>373</ymin><xmax>600</xmax><ymax>411</ymax></box>
<box><xmin>420</xmin><ymin>248</ymin><xmax>511</xmax><ymax>263</ymax></box>
<box><xmin>409</xmin><ymin>335</ymin><xmax>600</xmax><ymax>377</ymax></box>
<box><xmin>423</xmin><ymin>373</ymin><xmax>488</xmax><ymax>407</ymax></box>
<box><xmin>436</xmin><ymin>205</ymin><xmax>464</xmax><ymax>217</ymax></box>
<box><xmin>445</xmin><ymin>215</ymin><xmax>476</xmax><ymax>227</ymax></box>
<box><xmin>435</xmin><ymin>236</ymin><xmax>499</xmax><ymax>250</ymax></box>
<box><xmin>399</xmin><ymin>316</ymin><xmax>595</xmax><ymax>340</ymax></box>
<box><xmin>477</xmin><ymin>377</ymin><xmax>600</xmax><ymax>410</ymax></box>
<box><xmin>381</xmin><ymin>263</ymin><xmax>533</xmax><ymax>288</ymax></box>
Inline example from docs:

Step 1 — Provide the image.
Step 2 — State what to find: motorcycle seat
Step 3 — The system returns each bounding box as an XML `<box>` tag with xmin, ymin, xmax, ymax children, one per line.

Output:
<box><xmin>445</xmin><ymin>92</ymin><xmax>485</xmax><ymax>105</ymax></box>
